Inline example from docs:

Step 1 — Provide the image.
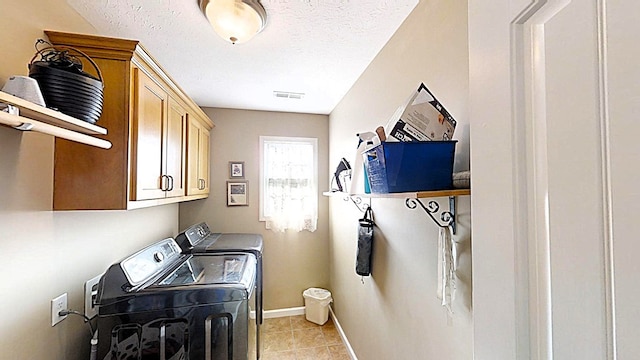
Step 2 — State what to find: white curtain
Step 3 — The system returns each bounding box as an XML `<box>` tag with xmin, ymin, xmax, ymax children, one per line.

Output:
<box><xmin>263</xmin><ymin>140</ymin><xmax>317</xmax><ymax>232</ymax></box>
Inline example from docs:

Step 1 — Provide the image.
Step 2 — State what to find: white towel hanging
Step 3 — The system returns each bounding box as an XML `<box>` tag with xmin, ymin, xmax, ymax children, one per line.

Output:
<box><xmin>437</xmin><ymin>226</ymin><xmax>456</xmax><ymax>314</ymax></box>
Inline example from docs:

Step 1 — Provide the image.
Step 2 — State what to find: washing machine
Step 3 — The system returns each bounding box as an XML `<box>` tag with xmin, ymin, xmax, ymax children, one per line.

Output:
<box><xmin>95</xmin><ymin>238</ymin><xmax>257</xmax><ymax>360</ymax></box>
<box><xmin>175</xmin><ymin>223</ymin><xmax>264</xmax><ymax>359</ymax></box>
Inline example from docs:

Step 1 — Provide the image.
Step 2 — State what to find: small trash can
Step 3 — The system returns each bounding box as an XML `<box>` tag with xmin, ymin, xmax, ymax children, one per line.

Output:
<box><xmin>303</xmin><ymin>288</ymin><xmax>332</xmax><ymax>325</ymax></box>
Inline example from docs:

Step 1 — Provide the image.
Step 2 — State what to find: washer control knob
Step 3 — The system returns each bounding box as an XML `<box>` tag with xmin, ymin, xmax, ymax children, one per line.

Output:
<box><xmin>153</xmin><ymin>252</ymin><xmax>164</xmax><ymax>263</ymax></box>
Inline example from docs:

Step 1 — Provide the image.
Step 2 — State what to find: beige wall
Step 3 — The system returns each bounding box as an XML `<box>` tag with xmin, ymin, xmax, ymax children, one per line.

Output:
<box><xmin>0</xmin><ymin>1</ymin><xmax>181</xmax><ymax>359</ymax></box>
<box><xmin>179</xmin><ymin>108</ymin><xmax>330</xmax><ymax>310</ymax></box>
<box><xmin>1</xmin><ymin>0</ymin><xmax>469</xmax><ymax>359</ymax></box>
<box><xmin>328</xmin><ymin>0</ymin><xmax>472</xmax><ymax>359</ymax></box>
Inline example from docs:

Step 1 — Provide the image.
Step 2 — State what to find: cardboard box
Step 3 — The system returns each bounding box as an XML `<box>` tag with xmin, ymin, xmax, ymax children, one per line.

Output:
<box><xmin>386</xmin><ymin>83</ymin><xmax>457</xmax><ymax>142</ymax></box>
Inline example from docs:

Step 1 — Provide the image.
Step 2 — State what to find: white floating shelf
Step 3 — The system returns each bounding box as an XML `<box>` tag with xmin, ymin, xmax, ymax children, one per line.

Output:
<box><xmin>0</xmin><ymin>90</ymin><xmax>111</xmax><ymax>149</ymax></box>
<box><xmin>323</xmin><ymin>189</ymin><xmax>470</xmax><ymax>199</ymax></box>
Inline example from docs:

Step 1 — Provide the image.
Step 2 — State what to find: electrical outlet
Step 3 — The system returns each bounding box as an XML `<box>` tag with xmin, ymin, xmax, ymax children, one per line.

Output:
<box><xmin>51</xmin><ymin>293</ymin><xmax>67</xmax><ymax>326</ymax></box>
<box><xmin>84</xmin><ymin>274</ymin><xmax>102</xmax><ymax>319</ymax></box>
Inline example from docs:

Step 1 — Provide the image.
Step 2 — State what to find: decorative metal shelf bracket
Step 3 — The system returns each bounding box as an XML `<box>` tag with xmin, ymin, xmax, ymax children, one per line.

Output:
<box><xmin>344</xmin><ymin>195</ymin><xmax>370</xmax><ymax>212</ymax></box>
<box><xmin>405</xmin><ymin>196</ymin><xmax>457</xmax><ymax>234</ymax></box>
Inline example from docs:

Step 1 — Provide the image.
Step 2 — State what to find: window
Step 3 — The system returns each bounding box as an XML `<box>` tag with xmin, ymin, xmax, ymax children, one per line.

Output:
<box><xmin>259</xmin><ymin>136</ymin><xmax>318</xmax><ymax>232</ymax></box>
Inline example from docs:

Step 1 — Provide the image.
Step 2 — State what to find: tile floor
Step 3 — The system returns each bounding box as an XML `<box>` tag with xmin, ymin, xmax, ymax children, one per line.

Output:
<box><xmin>261</xmin><ymin>315</ymin><xmax>351</xmax><ymax>360</ymax></box>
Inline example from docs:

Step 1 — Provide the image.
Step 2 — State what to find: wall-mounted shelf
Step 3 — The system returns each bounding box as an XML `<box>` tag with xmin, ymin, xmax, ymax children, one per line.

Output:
<box><xmin>323</xmin><ymin>188</ymin><xmax>471</xmax><ymax>234</ymax></box>
<box><xmin>0</xmin><ymin>91</ymin><xmax>111</xmax><ymax>149</ymax></box>
<box><xmin>322</xmin><ymin>192</ymin><xmax>372</xmax><ymax>212</ymax></box>
<box><xmin>323</xmin><ymin>189</ymin><xmax>470</xmax><ymax>199</ymax></box>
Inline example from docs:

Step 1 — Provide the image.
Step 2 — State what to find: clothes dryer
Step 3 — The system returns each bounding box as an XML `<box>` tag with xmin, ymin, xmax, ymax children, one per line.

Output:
<box><xmin>175</xmin><ymin>223</ymin><xmax>263</xmax><ymax>359</ymax></box>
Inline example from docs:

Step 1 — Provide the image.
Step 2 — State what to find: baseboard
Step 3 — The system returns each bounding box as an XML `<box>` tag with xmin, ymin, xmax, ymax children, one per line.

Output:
<box><xmin>264</xmin><ymin>306</ymin><xmax>306</xmax><ymax>319</ymax></box>
<box><xmin>250</xmin><ymin>306</ymin><xmax>305</xmax><ymax>319</ymax></box>
<box><xmin>329</xmin><ymin>305</ymin><xmax>358</xmax><ymax>360</ymax></box>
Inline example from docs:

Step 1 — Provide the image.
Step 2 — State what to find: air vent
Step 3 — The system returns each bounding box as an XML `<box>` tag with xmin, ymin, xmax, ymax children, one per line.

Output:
<box><xmin>273</xmin><ymin>91</ymin><xmax>305</xmax><ymax>99</ymax></box>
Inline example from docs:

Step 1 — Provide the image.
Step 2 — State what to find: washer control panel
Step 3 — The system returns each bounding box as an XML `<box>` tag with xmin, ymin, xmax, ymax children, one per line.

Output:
<box><xmin>120</xmin><ymin>238</ymin><xmax>182</xmax><ymax>286</ymax></box>
<box><xmin>177</xmin><ymin>222</ymin><xmax>211</xmax><ymax>248</ymax></box>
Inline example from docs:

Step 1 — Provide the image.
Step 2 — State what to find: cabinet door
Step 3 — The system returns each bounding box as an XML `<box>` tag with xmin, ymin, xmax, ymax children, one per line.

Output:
<box><xmin>187</xmin><ymin>119</ymin><xmax>200</xmax><ymax>195</ymax></box>
<box><xmin>131</xmin><ymin>68</ymin><xmax>167</xmax><ymax>200</ymax></box>
<box><xmin>198</xmin><ymin>126</ymin><xmax>210</xmax><ymax>194</ymax></box>
<box><xmin>187</xmin><ymin>118</ymin><xmax>210</xmax><ymax>196</ymax></box>
<box><xmin>165</xmin><ymin>97</ymin><xmax>187</xmax><ymax>198</ymax></box>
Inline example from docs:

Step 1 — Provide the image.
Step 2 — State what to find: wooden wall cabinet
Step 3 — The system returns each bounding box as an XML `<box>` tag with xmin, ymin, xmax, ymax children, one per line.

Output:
<box><xmin>131</xmin><ymin>69</ymin><xmax>187</xmax><ymax>200</ymax></box>
<box><xmin>187</xmin><ymin>115</ymin><xmax>210</xmax><ymax>196</ymax></box>
<box><xmin>47</xmin><ymin>31</ymin><xmax>214</xmax><ymax>210</ymax></box>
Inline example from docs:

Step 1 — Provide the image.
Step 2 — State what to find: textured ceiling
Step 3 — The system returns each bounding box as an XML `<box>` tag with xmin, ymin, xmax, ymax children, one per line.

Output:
<box><xmin>66</xmin><ymin>0</ymin><xmax>418</xmax><ymax>114</ymax></box>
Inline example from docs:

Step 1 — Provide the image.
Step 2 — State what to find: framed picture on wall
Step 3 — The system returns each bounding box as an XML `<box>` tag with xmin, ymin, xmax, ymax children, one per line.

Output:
<box><xmin>227</xmin><ymin>181</ymin><xmax>248</xmax><ymax>206</ymax></box>
<box><xmin>229</xmin><ymin>161</ymin><xmax>245</xmax><ymax>178</ymax></box>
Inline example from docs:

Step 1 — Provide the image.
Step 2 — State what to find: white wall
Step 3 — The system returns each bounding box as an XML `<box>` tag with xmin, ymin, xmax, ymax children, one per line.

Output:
<box><xmin>0</xmin><ymin>1</ymin><xmax>182</xmax><ymax>359</ymax></box>
<box><xmin>328</xmin><ymin>0</ymin><xmax>472</xmax><ymax>359</ymax></box>
<box><xmin>607</xmin><ymin>2</ymin><xmax>640</xmax><ymax>356</ymax></box>
<box><xmin>468</xmin><ymin>1</ymin><xmax>640</xmax><ymax>358</ymax></box>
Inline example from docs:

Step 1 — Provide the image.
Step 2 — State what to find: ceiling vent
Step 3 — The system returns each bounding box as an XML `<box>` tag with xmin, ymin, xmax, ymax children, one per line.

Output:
<box><xmin>273</xmin><ymin>91</ymin><xmax>305</xmax><ymax>100</ymax></box>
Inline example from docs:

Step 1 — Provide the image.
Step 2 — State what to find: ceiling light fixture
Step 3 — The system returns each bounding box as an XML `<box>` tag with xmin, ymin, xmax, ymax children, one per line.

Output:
<box><xmin>199</xmin><ymin>0</ymin><xmax>267</xmax><ymax>44</ymax></box>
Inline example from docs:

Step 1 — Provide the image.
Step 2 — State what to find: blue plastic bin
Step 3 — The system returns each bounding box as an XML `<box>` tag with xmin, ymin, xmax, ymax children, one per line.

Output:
<box><xmin>363</xmin><ymin>141</ymin><xmax>456</xmax><ymax>193</ymax></box>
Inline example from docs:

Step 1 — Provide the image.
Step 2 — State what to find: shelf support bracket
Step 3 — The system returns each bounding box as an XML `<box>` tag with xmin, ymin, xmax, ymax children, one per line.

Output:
<box><xmin>405</xmin><ymin>196</ymin><xmax>457</xmax><ymax>234</ymax></box>
<box><xmin>343</xmin><ymin>195</ymin><xmax>370</xmax><ymax>212</ymax></box>
<box><xmin>14</xmin><ymin>122</ymin><xmax>34</xmax><ymax>131</ymax></box>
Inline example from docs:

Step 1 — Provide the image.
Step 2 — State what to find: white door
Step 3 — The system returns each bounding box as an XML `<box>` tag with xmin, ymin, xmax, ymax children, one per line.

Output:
<box><xmin>469</xmin><ymin>1</ymin><xmax>639</xmax><ymax>359</ymax></box>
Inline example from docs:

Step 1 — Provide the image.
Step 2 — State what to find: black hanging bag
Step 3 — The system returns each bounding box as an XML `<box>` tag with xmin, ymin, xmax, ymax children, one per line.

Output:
<box><xmin>356</xmin><ymin>207</ymin><xmax>374</xmax><ymax>276</ymax></box>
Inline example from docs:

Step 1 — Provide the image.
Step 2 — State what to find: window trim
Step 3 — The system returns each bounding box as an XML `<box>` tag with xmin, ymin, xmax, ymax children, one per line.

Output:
<box><xmin>259</xmin><ymin>136</ymin><xmax>318</xmax><ymax>222</ymax></box>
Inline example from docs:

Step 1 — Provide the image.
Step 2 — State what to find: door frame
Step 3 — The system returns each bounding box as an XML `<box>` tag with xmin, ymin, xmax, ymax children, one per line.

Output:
<box><xmin>468</xmin><ymin>1</ymin><xmax>615</xmax><ymax>358</ymax></box>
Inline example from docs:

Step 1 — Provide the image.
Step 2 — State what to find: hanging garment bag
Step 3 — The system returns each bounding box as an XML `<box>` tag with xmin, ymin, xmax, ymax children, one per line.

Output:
<box><xmin>356</xmin><ymin>207</ymin><xmax>374</xmax><ymax>276</ymax></box>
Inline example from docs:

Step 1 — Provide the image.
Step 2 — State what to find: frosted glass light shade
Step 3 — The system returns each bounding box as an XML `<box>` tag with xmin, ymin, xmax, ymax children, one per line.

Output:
<box><xmin>201</xmin><ymin>0</ymin><xmax>267</xmax><ymax>44</ymax></box>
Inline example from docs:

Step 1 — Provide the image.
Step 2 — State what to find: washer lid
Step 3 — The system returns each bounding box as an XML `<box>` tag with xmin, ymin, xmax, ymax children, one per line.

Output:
<box><xmin>155</xmin><ymin>253</ymin><xmax>256</xmax><ymax>289</ymax></box>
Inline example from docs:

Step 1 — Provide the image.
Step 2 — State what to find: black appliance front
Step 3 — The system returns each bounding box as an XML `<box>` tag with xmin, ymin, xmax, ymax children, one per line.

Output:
<box><xmin>175</xmin><ymin>223</ymin><xmax>264</xmax><ymax>359</ymax></box>
<box><xmin>96</xmin><ymin>238</ymin><xmax>256</xmax><ymax>360</ymax></box>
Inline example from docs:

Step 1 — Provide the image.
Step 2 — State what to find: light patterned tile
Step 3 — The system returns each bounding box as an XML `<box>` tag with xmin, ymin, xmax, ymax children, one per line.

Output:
<box><xmin>291</xmin><ymin>314</ymin><xmax>323</xmax><ymax>329</ymax></box>
<box><xmin>263</xmin><ymin>317</ymin><xmax>291</xmax><ymax>333</ymax></box>
<box><xmin>295</xmin><ymin>346</ymin><xmax>332</xmax><ymax>360</ymax></box>
<box><xmin>293</xmin><ymin>327</ymin><xmax>325</xmax><ymax>349</ymax></box>
<box><xmin>322</xmin><ymin>318</ymin><xmax>336</xmax><ymax>328</ymax></box>
<box><xmin>322</xmin><ymin>326</ymin><xmax>343</xmax><ymax>345</ymax></box>
<box><xmin>330</xmin><ymin>352</ymin><xmax>352</xmax><ymax>360</ymax></box>
<box><xmin>260</xmin><ymin>350</ymin><xmax>297</xmax><ymax>360</ymax></box>
<box><xmin>261</xmin><ymin>316</ymin><xmax>350</xmax><ymax>358</ymax></box>
<box><xmin>262</xmin><ymin>330</ymin><xmax>294</xmax><ymax>353</ymax></box>
<box><xmin>328</xmin><ymin>343</ymin><xmax>348</xmax><ymax>356</ymax></box>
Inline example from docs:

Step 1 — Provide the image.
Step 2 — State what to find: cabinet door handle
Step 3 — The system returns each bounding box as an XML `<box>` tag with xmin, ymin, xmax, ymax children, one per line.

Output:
<box><xmin>160</xmin><ymin>175</ymin><xmax>169</xmax><ymax>191</ymax></box>
<box><xmin>199</xmin><ymin>178</ymin><xmax>206</xmax><ymax>190</ymax></box>
<box><xmin>167</xmin><ymin>175</ymin><xmax>174</xmax><ymax>192</ymax></box>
